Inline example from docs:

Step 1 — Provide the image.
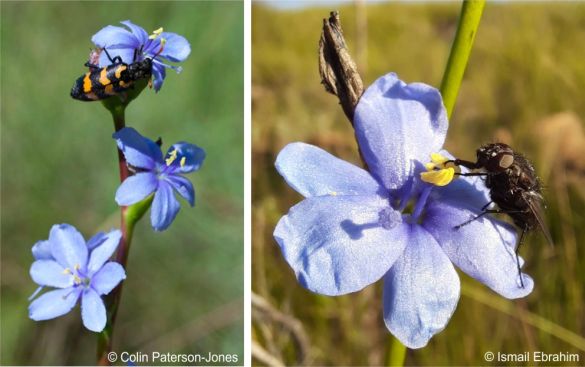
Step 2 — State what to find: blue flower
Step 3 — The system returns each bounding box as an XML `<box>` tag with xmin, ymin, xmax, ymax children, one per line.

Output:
<box><xmin>114</xmin><ymin>127</ymin><xmax>205</xmax><ymax>231</ymax></box>
<box><xmin>274</xmin><ymin>73</ymin><xmax>533</xmax><ymax>348</ymax></box>
<box><xmin>28</xmin><ymin>224</ymin><xmax>126</xmax><ymax>332</ymax></box>
<box><xmin>92</xmin><ymin>20</ymin><xmax>191</xmax><ymax>91</ymax></box>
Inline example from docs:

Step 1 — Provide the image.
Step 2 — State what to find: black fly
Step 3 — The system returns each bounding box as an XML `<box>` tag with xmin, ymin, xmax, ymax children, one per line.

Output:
<box><xmin>448</xmin><ymin>143</ymin><xmax>553</xmax><ymax>288</ymax></box>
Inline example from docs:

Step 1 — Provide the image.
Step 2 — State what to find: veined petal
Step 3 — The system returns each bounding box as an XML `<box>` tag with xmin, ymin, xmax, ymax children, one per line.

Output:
<box><xmin>115</xmin><ymin>172</ymin><xmax>158</xmax><ymax>206</ymax></box>
<box><xmin>159</xmin><ymin>32</ymin><xmax>191</xmax><ymax>62</ymax></box>
<box><xmin>423</xmin><ymin>200</ymin><xmax>533</xmax><ymax>298</ymax></box>
<box><xmin>81</xmin><ymin>289</ymin><xmax>107</xmax><ymax>332</ymax></box>
<box><xmin>120</xmin><ymin>20</ymin><xmax>149</xmax><ymax>45</ymax></box>
<box><xmin>87</xmin><ymin>230</ymin><xmax>122</xmax><ymax>275</ymax></box>
<box><xmin>91</xmin><ymin>262</ymin><xmax>126</xmax><ymax>295</ymax></box>
<box><xmin>92</xmin><ymin>25</ymin><xmax>137</xmax><ymax>49</ymax></box>
<box><xmin>49</xmin><ymin>224</ymin><xmax>88</xmax><ymax>271</ymax></box>
<box><xmin>29</xmin><ymin>288</ymin><xmax>81</xmax><ymax>321</ymax></box>
<box><xmin>165</xmin><ymin>175</ymin><xmax>195</xmax><ymax>206</ymax></box>
<box><xmin>166</xmin><ymin>142</ymin><xmax>205</xmax><ymax>173</ymax></box>
<box><xmin>151</xmin><ymin>181</ymin><xmax>181</xmax><ymax>231</ymax></box>
<box><xmin>383</xmin><ymin>225</ymin><xmax>460</xmax><ymax>349</ymax></box>
<box><xmin>32</xmin><ymin>240</ymin><xmax>52</xmax><ymax>260</ymax></box>
<box><xmin>274</xmin><ymin>195</ymin><xmax>408</xmax><ymax>296</ymax></box>
<box><xmin>275</xmin><ymin>142</ymin><xmax>384</xmax><ymax>198</ymax></box>
<box><xmin>354</xmin><ymin>73</ymin><xmax>448</xmax><ymax>193</ymax></box>
<box><xmin>30</xmin><ymin>260</ymin><xmax>73</xmax><ymax>288</ymax></box>
<box><xmin>113</xmin><ymin>127</ymin><xmax>162</xmax><ymax>169</ymax></box>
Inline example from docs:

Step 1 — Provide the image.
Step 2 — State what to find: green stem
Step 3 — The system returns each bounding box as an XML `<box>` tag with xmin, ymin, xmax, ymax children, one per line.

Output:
<box><xmin>387</xmin><ymin>336</ymin><xmax>407</xmax><ymax>366</ymax></box>
<box><xmin>440</xmin><ymin>0</ymin><xmax>486</xmax><ymax>119</ymax></box>
<box><xmin>96</xmin><ymin>105</ymin><xmax>151</xmax><ymax>365</ymax></box>
<box><xmin>385</xmin><ymin>2</ymin><xmax>485</xmax><ymax>366</ymax></box>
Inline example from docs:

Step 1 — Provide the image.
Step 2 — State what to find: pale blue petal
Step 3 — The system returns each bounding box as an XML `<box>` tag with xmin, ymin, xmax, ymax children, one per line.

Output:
<box><xmin>151</xmin><ymin>62</ymin><xmax>166</xmax><ymax>92</ymax></box>
<box><xmin>151</xmin><ymin>181</ymin><xmax>181</xmax><ymax>231</ymax></box>
<box><xmin>383</xmin><ymin>225</ymin><xmax>460</xmax><ymax>349</ymax></box>
<box><xmin>81</xmin><ymin>289</ymin><xmax>107</xmax><ymax>332</ymax></box>
<box><xmin>275</xmin><ymin>142</ymin><xmax>384</xmax><ymax>198</ymax></box>
<box><xmin>120</xmin><ymin>20</ymin><xmax>148</xmax><ymax>45</ymax></box>
<box><xmin>87</xmin><ymin>230</ymin><xmax>122</xmax><ymax>275</ymax></box>
<box><xmin>113</xmin><ymin>127</ymin><xmax>162</xmax><ymax>169</ymax></box>
<box><xmin>166</xmin><ymin>142</ymin><xmax>205</xmax><ymax>173</ymax></box>
<box><xmin>49</xmin><ymin>224</ymin><xmax>88</xmax><ymax>271</ymax></box>
<box><xmin>165</xmin><ymin>175</ymin><xmax>195</xmax><ymax>206</ymax></box>
<box><xmin>423</xmin><ymin>200</ymin><xmax>533</xmax><ymax>298</ymax></box>
<box><xmin>354</xmin><ymin>73</ymin><xmax>448</xmax><ymax>193</ymax></box>
<box><xmin>159</xmin><ymin>32</ymin><xmax>191</xmax><ymax>62</ymax></box>
<box><xmin>92</xmin><ymin>25</ymin><xmax>137</xmax><ymax>49</ymax></box>
<box><xmin>115</xmin><ymin>172</ymin><xmax>158</xmax><ymax>206</ymax></box>
<box><xmin>91</xmin><ymin>262</ymin><xmax>126</xmax><ymax>295</ymax></box>
<box><xmin>29</xmin><ymin>288</ymin><xmax>81</xmax><ymax>321</ymax></box>
<box><xmin>274</xmin><ymin>195</ymin><xmax>408</xmax><ymax>295</ymax></box>
<box><xmin>32</xmin><ymin>240</ymin><xmax>52</xmax><ymax>260</ymax></box>
<box><xmin>30</xmin><ymin>260</ymin><xmax>73</xmax><ymax>288</ymax></box>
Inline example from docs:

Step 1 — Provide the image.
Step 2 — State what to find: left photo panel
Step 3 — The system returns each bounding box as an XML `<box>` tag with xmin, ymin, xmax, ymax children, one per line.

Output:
<box><xmin>0</xmin><ymin>1</ymin><xmax>243</xmax><ymax>365</ymax></box>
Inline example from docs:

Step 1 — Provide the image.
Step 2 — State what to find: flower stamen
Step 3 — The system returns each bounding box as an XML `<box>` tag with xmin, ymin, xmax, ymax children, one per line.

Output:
<box><xmin>165</xmin><ymin>149</ymin><xmax>178</xmax><ymax>166</ymax></box>
<box><xmin>149</xmin><ymin>27</ymin><xmax>164</xmax><ymax>39</ymax></box>
<box><xmin>180</xmin><ymin>156</ymin><xmax>186</xmax><ymax>168</ymax></box>
<box><xmin>420</xmin><ymin>153</ymin><xmax>460</xmax><ymax>187</ymax></box>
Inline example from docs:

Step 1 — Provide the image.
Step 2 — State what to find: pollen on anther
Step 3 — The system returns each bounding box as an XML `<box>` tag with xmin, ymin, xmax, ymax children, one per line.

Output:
<box><xmin>180</xmin><ymin>156</ymin><xmax>186</xmax><ymax>168</ymax></box>
<box><xmin>149</xmin><ymin>27</ymin><xmax>164</xmax><ymax>39</ymax></box>
<box><xmin>165</xmin><ymin>149</ymin><xmax>178</xmax><ymax>166</ymax></box>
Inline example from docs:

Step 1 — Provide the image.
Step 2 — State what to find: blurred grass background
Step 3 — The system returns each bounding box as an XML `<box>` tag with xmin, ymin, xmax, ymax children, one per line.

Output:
<box><xmin>1</xmin><ymin>1</ymin><xmax>243</xmax><ymax>365</ymax></box>
<box><xmin>252</xmin><ymin>2</ymin><xmax>585</xmax><ymax>366</ymax></box>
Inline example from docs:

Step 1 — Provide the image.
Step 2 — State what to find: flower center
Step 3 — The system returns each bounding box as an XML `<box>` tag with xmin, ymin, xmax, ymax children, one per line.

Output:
<box><xmin>63</xmin><ymin>264</ymin><xmax>90</xmax><ymax>287</ymax></box>
<box><xmin>378</xmin><ymin>207</ymin><xmax>401</xmax><ymax>229</ymax></box>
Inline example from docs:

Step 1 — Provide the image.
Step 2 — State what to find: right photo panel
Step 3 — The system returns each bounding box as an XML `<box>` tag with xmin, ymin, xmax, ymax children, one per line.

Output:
<box><xmin>252</xmin><ymin>1</ymin><xmax>585</xmax><ymax>366</ymax></box>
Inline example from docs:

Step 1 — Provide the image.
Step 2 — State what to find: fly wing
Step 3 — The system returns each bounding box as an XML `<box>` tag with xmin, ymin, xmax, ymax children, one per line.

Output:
<box><xmin>525</xmin><ymin>191</ymin><xmax>554</xmax><ymax>247</ymax></box>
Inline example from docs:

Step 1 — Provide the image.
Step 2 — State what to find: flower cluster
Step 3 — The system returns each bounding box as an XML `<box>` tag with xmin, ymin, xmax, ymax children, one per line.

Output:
<box><xmin>274</xmin><ymin>73</ymin><xmax>533</xmax><ymax>348</ymax></box>
<box><xmin>30</xmin><ymin>21</ymin><xmax>202</xmax><ymax>333</ymax></box>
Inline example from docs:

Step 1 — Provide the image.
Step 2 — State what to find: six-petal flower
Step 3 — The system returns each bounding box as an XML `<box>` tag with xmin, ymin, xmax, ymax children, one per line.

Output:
<box><xmin>92</xmin><ymin>20</ymin><xmax>191</xmax><ymax>91</ymax></box>
<box><xmin>274</xmin><ymin>73</ymin><xmax>533</xmax><ymax>348</ymax></box>
<box><xmin>114</xmin><ymin>127</ymin><xmax>205</xmax><ymax>231</ymax></box>
<box><xmin>28</xmin><ymin>224</ymin><xmax>126</xmax><ymax>332</ymax></box>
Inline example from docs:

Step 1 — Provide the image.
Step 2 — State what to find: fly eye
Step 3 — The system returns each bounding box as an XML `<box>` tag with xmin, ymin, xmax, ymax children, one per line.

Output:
<box><xmin>499</xmin><ymin>153</ymin><xmax>514</xmax><ymax>169</ymax></box>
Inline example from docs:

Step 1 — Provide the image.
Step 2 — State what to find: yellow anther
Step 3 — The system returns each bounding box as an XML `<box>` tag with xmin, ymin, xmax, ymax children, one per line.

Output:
<box><xmin>74</xmin><ymin>264</ymin><xmax>81</xmax><ymax>271</ymax></box>
<box><xmin>165</xmin><ymin>149</ymin><xmax>178</xmax><ymax>166</ymax></box>
<box><xmin>73</xmin><ymin>275</ymin><xmax>82</xmax><ymax>285</ymax></box>
<box><xmin>180</xmin><ymin>156</ymin><xmax>186</xmax><ymax>168</ymax></box>
<box><xmin>62</xmin><ymin>268</ymin><xmax>71</xmax><ymax>275</ymax></box>
<box><xmin>430</xmin><ymin>152</ymin><xmax>449</xmax><ymax>165</ymax></box>
<box><xmin>420</xmin><ymin>152</ymin><xmax>459</xmax><ymax>186</ymax></box>
<box><xmin>421</xmin><ymin>168</ymin><xmax>455</xmax><ymax>186</ymax></box>
<box><xmin>160</xmin><ymin>37</ymin><xmax>167</xmax><ymax>47</ymax></box>
<box><xmin>149</xmin><ymin>27</ymin><xmax>164</xmax><ymax>39</ymax></box>
<box><xmin>330</xmin><ymin>191</ymin><xmax>338</xmax><ymax>196</ymax></box>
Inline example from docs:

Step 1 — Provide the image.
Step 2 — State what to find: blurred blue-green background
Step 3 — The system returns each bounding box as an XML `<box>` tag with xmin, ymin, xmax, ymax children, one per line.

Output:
<box><xmin>252</xmin><ymin>2</ymin><xmax>585</xmax><ymax>366</ymax></box>
<box><xmin>1</xmin><ymin>1</ymin><xmax>243</xmax><ymax>365</ymax></box>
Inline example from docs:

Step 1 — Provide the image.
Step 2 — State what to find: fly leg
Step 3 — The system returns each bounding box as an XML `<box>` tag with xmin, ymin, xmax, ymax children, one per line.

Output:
<box><xmin>454</xmin><ymin>208</ymin><xmax>502</xmax><ymax>229</ymax></box>
<box><xmin>516</xmin><ymin>228</ymin><xmax>527</xmax><ymax>288</ymax></box>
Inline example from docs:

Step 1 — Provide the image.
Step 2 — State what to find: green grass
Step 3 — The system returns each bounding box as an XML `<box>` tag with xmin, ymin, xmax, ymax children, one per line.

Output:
<box><xmin>1</xmin><ymin>1</ymin><xmax>243</xmax><ymax>364</ymax></box>
<box><xmin>252</xmin><ymin>3</ymin><xmax>585</xmax><ymax>366</ymax></box>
